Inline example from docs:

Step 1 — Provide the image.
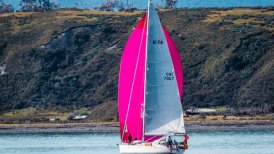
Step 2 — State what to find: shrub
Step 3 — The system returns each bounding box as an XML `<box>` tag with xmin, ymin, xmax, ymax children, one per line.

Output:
<box><xmin>20</xmin><ymin>0</ymin><xmax>60</xmax><ymax>12</ymax></box>
<box><xmin>0</xmin><ymin>4</ymin><xmax>14</xmax><ymax>14</ymax></box>
<box><xmin>165</xmin><ymin>0</ymin><xmax>178</xmax><ymax>9</ymax></box>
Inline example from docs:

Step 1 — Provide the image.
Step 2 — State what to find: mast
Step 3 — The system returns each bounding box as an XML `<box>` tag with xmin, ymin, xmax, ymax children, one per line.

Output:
<box><xmin>142</xmin><ymin>0</ymin><xmax>151</xmax><ymax>142</ymax></box>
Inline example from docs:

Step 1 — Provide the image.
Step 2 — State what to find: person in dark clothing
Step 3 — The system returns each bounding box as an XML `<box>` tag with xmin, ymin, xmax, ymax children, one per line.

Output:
<box><xmin>174</xmin><ymin>139</ymin><xmax>178</xmax><ymax>151</ymax></box>
<box><xmin>128</xmin><ymin>134</ymin><xmax>132</xmax><ymax>143</ymax></box>
<box><xmin>167</xmin><ymin>136</ymin><xmax>173</xmax><ymax>151</ymax></box>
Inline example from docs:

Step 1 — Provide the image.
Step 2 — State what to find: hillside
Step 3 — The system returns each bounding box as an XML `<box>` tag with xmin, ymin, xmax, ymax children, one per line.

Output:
<box><xmin>0</xmin><ymin>8</ymin><xmax>273</xmax><ymax>122</ymax></box>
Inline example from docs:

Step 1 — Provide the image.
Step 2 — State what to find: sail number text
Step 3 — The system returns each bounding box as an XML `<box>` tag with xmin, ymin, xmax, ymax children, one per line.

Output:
<box><xmin>164</xmin><ymin>72</ymin><xmax>174</xmax><ymax>80</ymax></box>
<box><xmin>152</xmin><ymin>40</ymin><xmax>164</xmax><ymax>45</ymax></box>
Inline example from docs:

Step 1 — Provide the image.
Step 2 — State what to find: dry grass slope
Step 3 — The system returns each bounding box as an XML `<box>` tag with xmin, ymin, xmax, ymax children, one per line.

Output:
<box><xmin>0</xmin><ymin>7</ymin><xmax>273</xmax><ymax>122</ymax></box>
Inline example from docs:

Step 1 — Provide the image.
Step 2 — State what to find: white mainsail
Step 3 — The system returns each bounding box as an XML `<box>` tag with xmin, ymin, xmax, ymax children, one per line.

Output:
<box><xmin>144</xmin><ymin>3</ymin><xmax>185</xmax><ymax>136</ymax></box>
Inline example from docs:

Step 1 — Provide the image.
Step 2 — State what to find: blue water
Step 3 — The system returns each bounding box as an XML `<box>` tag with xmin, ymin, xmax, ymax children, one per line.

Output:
<box><xmin>3</xmin><ymin>0</ymin><xmax>274</xmax><ymax>10</ymax></box>
<box><xmin>1</xmin><ymin>129</ymin><xmax>274</xmax><ymax>154</ymax></box>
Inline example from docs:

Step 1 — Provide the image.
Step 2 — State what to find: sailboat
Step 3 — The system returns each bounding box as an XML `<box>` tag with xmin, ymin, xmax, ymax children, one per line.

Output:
<box><xmin>118</xmin><ymin>0</ymin><xmax>187</xmax><ymax>153</ymax></box>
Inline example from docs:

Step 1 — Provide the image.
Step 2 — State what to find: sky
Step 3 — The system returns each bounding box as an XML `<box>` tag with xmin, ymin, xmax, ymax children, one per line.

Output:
<box><xmin>3</xmin><ymin>0</ymin><xmax>274</xmax><ymax>10</ymax></box>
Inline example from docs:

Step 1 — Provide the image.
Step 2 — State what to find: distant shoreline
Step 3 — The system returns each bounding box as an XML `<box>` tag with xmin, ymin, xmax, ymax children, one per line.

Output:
<box><xmin>185</xmin><ymin>121</ymin><xmax>274</xmax><ymax>131</ymax></box>
<box><xmin>1</xmin><ymin>121</ymin><xmax>274</xmax><ymax>134</ymax></box>
<box><xmin>6</xmin><ymin>0</ymin><xmax>274</xmax><ymax>10</ymax></box>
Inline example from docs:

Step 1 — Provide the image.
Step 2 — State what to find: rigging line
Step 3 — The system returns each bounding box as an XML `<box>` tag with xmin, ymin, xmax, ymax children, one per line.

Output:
<box><xmin>146</xmin><ymin>135</ymin><xmax>159</xmax><ymax>142</ymax></box>
<box><xmin>179</xmin><ymin>114</ymin><xmax>185</xmax><ymax>132</ymax></box>
<box><xmin>122</xmin><ymin>14</ymin><xmax>148</xmax><ymax>141</ymax></box>
<box><xmin>143</xmin><ymin>0</ymin><xmax>151</xmax><ymax>142</ymax></box>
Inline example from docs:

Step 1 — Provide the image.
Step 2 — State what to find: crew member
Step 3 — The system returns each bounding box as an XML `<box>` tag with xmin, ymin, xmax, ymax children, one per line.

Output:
<box><xmin>183</xmin><ymin>134</ymin><xmax>189</xmax><ymax>150</ymax></box>
<box><xmin>183</xmin><ymin>134</ymin><xmax>189</xmax><ymax>144</ymax></box>
<box><xmin>167</xmin><ymin>136</ymin><xmax>173</xmax><ymax>151</ymax></box>
<box><xmin>128</xmin><ymin>134</ymin><xmax>132</xmax><ymax>144</ymax></box>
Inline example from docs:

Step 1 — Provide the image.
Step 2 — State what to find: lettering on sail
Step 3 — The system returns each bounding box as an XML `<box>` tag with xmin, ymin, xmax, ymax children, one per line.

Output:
<box><xmin>164</xmin><ymin>72</ymin><xmax>174</xmax><ymax>80</ymax></box>
<box><xmin>152</xmin><ymin>40</ymin><xmax>164</xmax><ymax>45</ymax></box>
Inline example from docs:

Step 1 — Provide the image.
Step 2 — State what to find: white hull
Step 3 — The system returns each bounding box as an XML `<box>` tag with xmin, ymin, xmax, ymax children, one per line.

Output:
<box><xmin>119</xmin><ymin>144</ymin><xmax>184</xmax><ymax>154</ymax></box>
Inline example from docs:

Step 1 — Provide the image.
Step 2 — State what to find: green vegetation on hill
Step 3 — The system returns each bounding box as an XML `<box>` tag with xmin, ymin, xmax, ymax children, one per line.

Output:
<box><xmin>0</xmin><ymin>8</ymin><xmax>273</xmax><ymax>122</ymax></box>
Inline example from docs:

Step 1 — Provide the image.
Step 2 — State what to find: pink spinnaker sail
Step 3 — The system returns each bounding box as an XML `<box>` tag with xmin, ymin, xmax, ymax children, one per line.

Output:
<box><xmin>118</xmin><ymin>14</ymin><xmax>183</xmax><ymax>143</ymax></box>
<box><xmin>118</xmin><ymin>15</ymin><xmax>148</xmax><ymax>142</ymax></box>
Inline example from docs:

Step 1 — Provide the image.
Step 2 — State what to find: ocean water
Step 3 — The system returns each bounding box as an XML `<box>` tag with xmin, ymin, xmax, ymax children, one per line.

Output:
<box><xmin>3</xmin><ymin>0</ymin><xmax>274</xmax><ymax>10</ymax></box>
<box><xmin>1</xmin><ymin>129</ymin><xmax>274</xmax><ymax>154</ymax></box>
